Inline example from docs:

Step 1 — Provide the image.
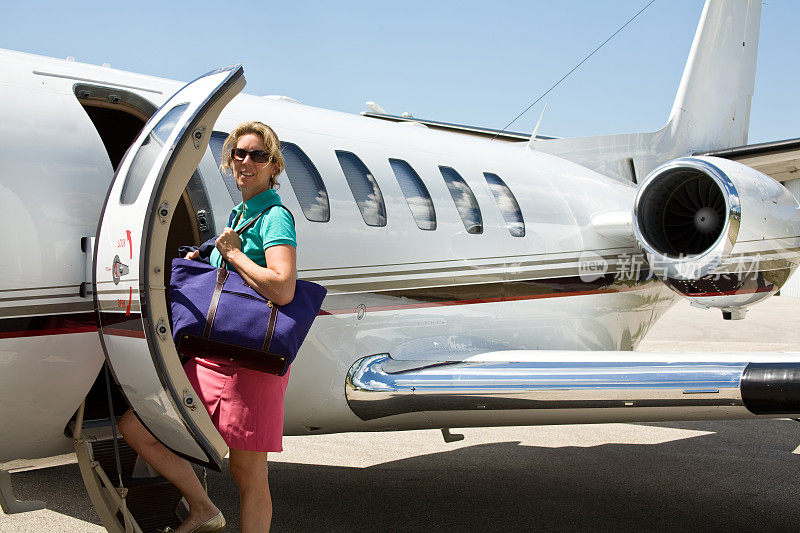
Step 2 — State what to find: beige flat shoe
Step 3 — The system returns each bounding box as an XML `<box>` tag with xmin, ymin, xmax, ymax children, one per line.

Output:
<box><xmin>157</xmin><ymin>511</ymin><xmax>225</xmax><ymax>533</ymax></box>
<box><xmin>191</xmin><ymin>512</ymin><xmax>226</xmax><ymax>533</ymax></box>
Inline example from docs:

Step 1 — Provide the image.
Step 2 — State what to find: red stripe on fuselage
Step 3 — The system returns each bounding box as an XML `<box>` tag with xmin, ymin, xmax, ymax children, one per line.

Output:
<box><xmin>0</xmin><ymin>312</ymin><xmax>98</xmax><ymax>339</ymax></box>
<box><xmin>0</xmin><ymin>312</ymin><xmax>146</xmax><ymax>339</ymax></box>
<box><xmin>0</xmin><ymin>325</ymin><xmax>98</xmax><ymax>339</ymax></box>
<box><xmin>102</xmin><ymin>328</ymin><xmax>146</xmax><ymax>339</ymax></box>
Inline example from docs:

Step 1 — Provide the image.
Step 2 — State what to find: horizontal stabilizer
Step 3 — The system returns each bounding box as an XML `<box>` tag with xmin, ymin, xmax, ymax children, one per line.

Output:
<box><xmin>697</xmin><ymin>137</ymin><xmax>800</xmax><ymax>183</ymax></box>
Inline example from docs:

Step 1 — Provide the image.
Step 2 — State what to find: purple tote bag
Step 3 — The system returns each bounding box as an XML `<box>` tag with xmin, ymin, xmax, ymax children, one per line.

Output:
<box><xmin>169</xmin><ymin>207</ymin><xmax>326</xmax><ymax>375</ymax></box>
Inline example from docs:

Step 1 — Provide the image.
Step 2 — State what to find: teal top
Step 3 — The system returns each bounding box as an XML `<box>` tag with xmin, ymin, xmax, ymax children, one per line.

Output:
<box><xmin>210</xmin><ymin>189</ymin><xmax>296</xmax><ymax>270</ymax></box>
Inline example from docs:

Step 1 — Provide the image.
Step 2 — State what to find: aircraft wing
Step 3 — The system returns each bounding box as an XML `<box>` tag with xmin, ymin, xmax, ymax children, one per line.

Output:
<box><xmin>345</xmin><ymin>350</ymin><xmax>800</xmax><ymax>422</ymax></box>
<box><xmin>696</xmin><ymin>137</ymin><xmax>800</xmax><ymax>182</ymax></box>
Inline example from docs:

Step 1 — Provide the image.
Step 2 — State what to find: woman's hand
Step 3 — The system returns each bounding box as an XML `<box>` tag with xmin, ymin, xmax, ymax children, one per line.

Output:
<box><xmin>215</xmin><ymin>228</ymin><xmax>242</xmax><ymax>261</ymax></box>
<box><xmin>184</xmin><ymin>249</ymin><xmax>199</xmax><ymax>260</ymax></box>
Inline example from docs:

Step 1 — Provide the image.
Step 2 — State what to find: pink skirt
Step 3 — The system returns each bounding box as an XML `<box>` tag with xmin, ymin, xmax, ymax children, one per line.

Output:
<box><xmin>183</xmin><ymin>357</ymin><xmax>290</xmax><ymax>452</ymax></box>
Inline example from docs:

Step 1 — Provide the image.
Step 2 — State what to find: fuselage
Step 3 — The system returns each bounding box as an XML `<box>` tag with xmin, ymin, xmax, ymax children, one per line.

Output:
<box><xmin>0</xmin><ymin>49</ymin><xmax>677</xmax><ymax>462</ymax></box>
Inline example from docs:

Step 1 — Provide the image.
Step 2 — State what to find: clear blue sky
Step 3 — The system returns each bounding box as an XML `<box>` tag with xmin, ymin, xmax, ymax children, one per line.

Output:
<box><xmin>2</xmin><ymin>1</ymin><xmax>797</xmax><ymax>144</ymax></box>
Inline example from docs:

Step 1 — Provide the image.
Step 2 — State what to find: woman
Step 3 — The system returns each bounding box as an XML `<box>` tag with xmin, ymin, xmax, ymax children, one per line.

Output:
<box><xmin>119</xmin><ymin>121</ymin><xmax>297</xmax><ymax>533</ymax></box>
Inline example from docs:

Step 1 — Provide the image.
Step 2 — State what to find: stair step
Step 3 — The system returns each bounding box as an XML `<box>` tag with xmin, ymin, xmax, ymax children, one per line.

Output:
<box><xmin>120</xmin><ymin>482</ymin><xmax>182</xmax><ymax>533</ymax></box>
<box><xmin>88</xmin><ymin>437</ymin><xmax>185</xmax><ymax>532</ymax></box>
<box><xmin>91</xmin><ymin>438</ymin><xmax>139</xmax><ymax>480</ymax></box>
<box><xmin>65</xmin><ymin>417</ymin><xmax>120</xmax><ymax>440</ymax></box>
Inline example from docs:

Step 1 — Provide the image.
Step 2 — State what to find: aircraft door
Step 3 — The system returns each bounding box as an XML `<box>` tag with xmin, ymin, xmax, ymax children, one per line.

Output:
<box><xmin>93</xmin><ymin>66</ymin><xmax>244</xmax><ymax>469</ymax></box>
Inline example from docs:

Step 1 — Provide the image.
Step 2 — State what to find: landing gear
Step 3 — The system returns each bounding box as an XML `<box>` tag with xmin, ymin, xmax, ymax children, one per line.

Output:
<box><xmin>441</xmin><ymin>428</ymin><xmax>465</xmax><ymax>443</ymax></box>
<box><xmin>0</xmin><ymin>470</ymin><xmax>45</xmax><ymax>515</ymax></box>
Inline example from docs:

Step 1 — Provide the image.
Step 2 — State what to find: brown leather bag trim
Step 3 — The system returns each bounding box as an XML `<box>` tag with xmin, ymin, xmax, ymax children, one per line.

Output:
<box><xmin>203</xmin><ymin>268</ymin><xmax>229</xmax><ymax>338</ymax></box>
<box><xmin>262</xmin><ymin>302</ymin><xmax>279</xmax><ymax>352</ymax></box>
<box><xmin>178</xmin><ymin>334</ymin><xmax>287</xmax><ymax>375</ymax></box>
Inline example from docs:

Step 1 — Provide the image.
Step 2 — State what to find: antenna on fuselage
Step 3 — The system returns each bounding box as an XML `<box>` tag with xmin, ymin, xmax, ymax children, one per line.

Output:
<box><xmin>365</xmin><ymin>101</ymin><xmax>388</xmax><ymax>114</ymax></box>
<box><xmin>525</xmin><ymin>102</ymin><xmax>549</xmax><ymax>151</ymax></box>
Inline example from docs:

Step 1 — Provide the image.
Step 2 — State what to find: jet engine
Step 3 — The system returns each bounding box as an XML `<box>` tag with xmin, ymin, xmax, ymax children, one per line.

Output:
<box><xmin>633</xmin><ymin>156</ymin><xmax>800</xmax><ymax>318</ymax></box>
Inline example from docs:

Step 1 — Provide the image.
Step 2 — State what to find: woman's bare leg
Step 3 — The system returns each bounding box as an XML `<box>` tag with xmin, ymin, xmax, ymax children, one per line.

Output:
<box><xmin>118</xmin><ymin>410</ymin><xmax>220</xmax><ymax>532</ymax></box>
<box><xmin>229</xmin><ymin>448</ymin><xmax>271</xmax><ymax>532</ymax></box>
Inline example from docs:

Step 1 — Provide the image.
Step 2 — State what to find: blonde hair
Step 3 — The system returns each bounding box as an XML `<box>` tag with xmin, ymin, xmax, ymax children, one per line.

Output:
<box><xmin>220</xmin><ymin>121</ymin><xmax>285</xmax><ymax>189</ymax></box>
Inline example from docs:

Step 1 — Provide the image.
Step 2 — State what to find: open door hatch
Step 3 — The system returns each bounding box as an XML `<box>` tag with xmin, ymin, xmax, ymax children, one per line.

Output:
<box><xmin>93</xmin><ymin>65</ymin><xmax>244</xmax><ymax>469</ymax></box>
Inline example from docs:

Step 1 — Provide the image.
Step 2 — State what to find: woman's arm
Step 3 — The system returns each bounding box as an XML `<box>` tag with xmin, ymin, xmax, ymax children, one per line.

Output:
<box><xmin>215</xmin><ymin>228</ymin><xmax>297</xmax><ymax>306</ymax></box>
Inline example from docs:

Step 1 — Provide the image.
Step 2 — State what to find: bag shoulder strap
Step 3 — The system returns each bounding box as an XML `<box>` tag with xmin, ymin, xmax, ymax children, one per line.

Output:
<box><xmin>217</xmin><ymin>204</ymin><xmax>294</xmax><ymax>270</ymax></box>
<box><xmin>269</xmin><ymin>204</ymin><xmax>296</xmax><ymax>226</ymax></box>
<box><xmin>234</xmin><ymin>204</ymin><xmax>295</xmax><ymax>235</ymax></box>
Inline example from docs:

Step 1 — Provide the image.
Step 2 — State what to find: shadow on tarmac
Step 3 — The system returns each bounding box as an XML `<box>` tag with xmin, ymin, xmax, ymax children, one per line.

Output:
<box><xmin>9</xmin><ymin>419</ymin><xmax>800</xmax><ymax>532</ymax></box>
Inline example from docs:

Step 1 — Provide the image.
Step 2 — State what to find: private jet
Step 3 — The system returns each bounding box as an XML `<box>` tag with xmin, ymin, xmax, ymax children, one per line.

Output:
<box><xmin>1</xmin><ymin>0</ymin><xmax>800</xmax><ymax>530</ymax></box>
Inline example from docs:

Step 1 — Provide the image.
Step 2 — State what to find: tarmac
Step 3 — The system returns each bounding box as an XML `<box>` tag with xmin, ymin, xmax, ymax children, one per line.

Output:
<box><xmin>2</xmin><ymin>297</ymin><xmax>800</xmax><ymax>532</ymax></box>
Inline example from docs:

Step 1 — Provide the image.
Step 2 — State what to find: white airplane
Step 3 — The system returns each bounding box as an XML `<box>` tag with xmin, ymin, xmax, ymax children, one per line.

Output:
<box><xmin>2</xmin><ymin>0</ymin><xmax>800</xmax><ymax>530</ymax></box>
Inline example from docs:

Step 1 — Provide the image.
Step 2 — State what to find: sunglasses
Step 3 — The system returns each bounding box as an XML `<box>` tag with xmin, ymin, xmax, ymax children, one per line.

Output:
<box><xmin>231</xmin><ymin>148</ymin><xmax>271</xmax><ymax>164</ymax></box>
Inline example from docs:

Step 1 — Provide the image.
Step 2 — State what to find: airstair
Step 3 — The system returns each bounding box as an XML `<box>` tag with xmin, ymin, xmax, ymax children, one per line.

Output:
<box><xmin>68</xmin><ymin>365</ymin><xmax>194</xmax><ymax>533</ymax></box>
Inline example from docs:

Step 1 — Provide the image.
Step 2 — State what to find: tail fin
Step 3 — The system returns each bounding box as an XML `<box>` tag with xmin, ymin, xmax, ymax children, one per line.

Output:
<box><xmin>667</xmin><ymin>0</ymin><xmax>761</xmax><ymax>151</ymax></box>
<box><xmin>537</xmin><ymin>0</ymin><xmax>762</xmax><ymax>183</ymax></box>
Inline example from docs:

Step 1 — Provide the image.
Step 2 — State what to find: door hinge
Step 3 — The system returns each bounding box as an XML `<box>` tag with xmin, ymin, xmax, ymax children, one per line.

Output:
<box><xmin>192</xmin><ymin>126</ymin><xmax>206</xmax><ymax>149</ymax></box>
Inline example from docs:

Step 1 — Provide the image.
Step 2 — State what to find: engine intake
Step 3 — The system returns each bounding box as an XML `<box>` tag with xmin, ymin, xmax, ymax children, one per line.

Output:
<box><xmin>633</xmin><ymin>156</ymin><xmax>800</xmax><ymax>314</ymax></box>
<box><xmin>637</xmin><ymin>164</ymin><xmax>731</xmax><ymax>257</ymax></box>
<box><xmin>634</xmin><ymin>157</ymin><xmax>740</xmax><ymax>279</ymax></box>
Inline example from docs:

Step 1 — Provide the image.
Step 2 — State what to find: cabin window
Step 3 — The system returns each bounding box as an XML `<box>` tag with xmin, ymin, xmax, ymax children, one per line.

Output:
<box><xmin>281</xmin><ymin>142</ymin><xmax>330</xmax><ymax>222</ymax></box>
<box><xmin>120</xmin><ymin>103</ymin><xmax>188</xmax><ymax>205</ymax></box>
<box><xmin>389</xmin><ymin>159</ymin><xmax>436</xmax><ymax>230</ymax></box>
<box><xmin>335</xmin><ymin>151</ymin><xmax>387</xmax><ymax>227</ymax></box>
<box><xmin>483</xmin><ymin>172</ymin><xmax>525</xmax><ymax>237</ymax></box>
<box><xmin>439</xmin><ymin>166</ymin><xmax>483</xmax><ymax>234</ymax></box>
<box><xmin>209</xmin><ymin>130</ymin><xmax>242</xmax><ymax>203</ymax></box>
